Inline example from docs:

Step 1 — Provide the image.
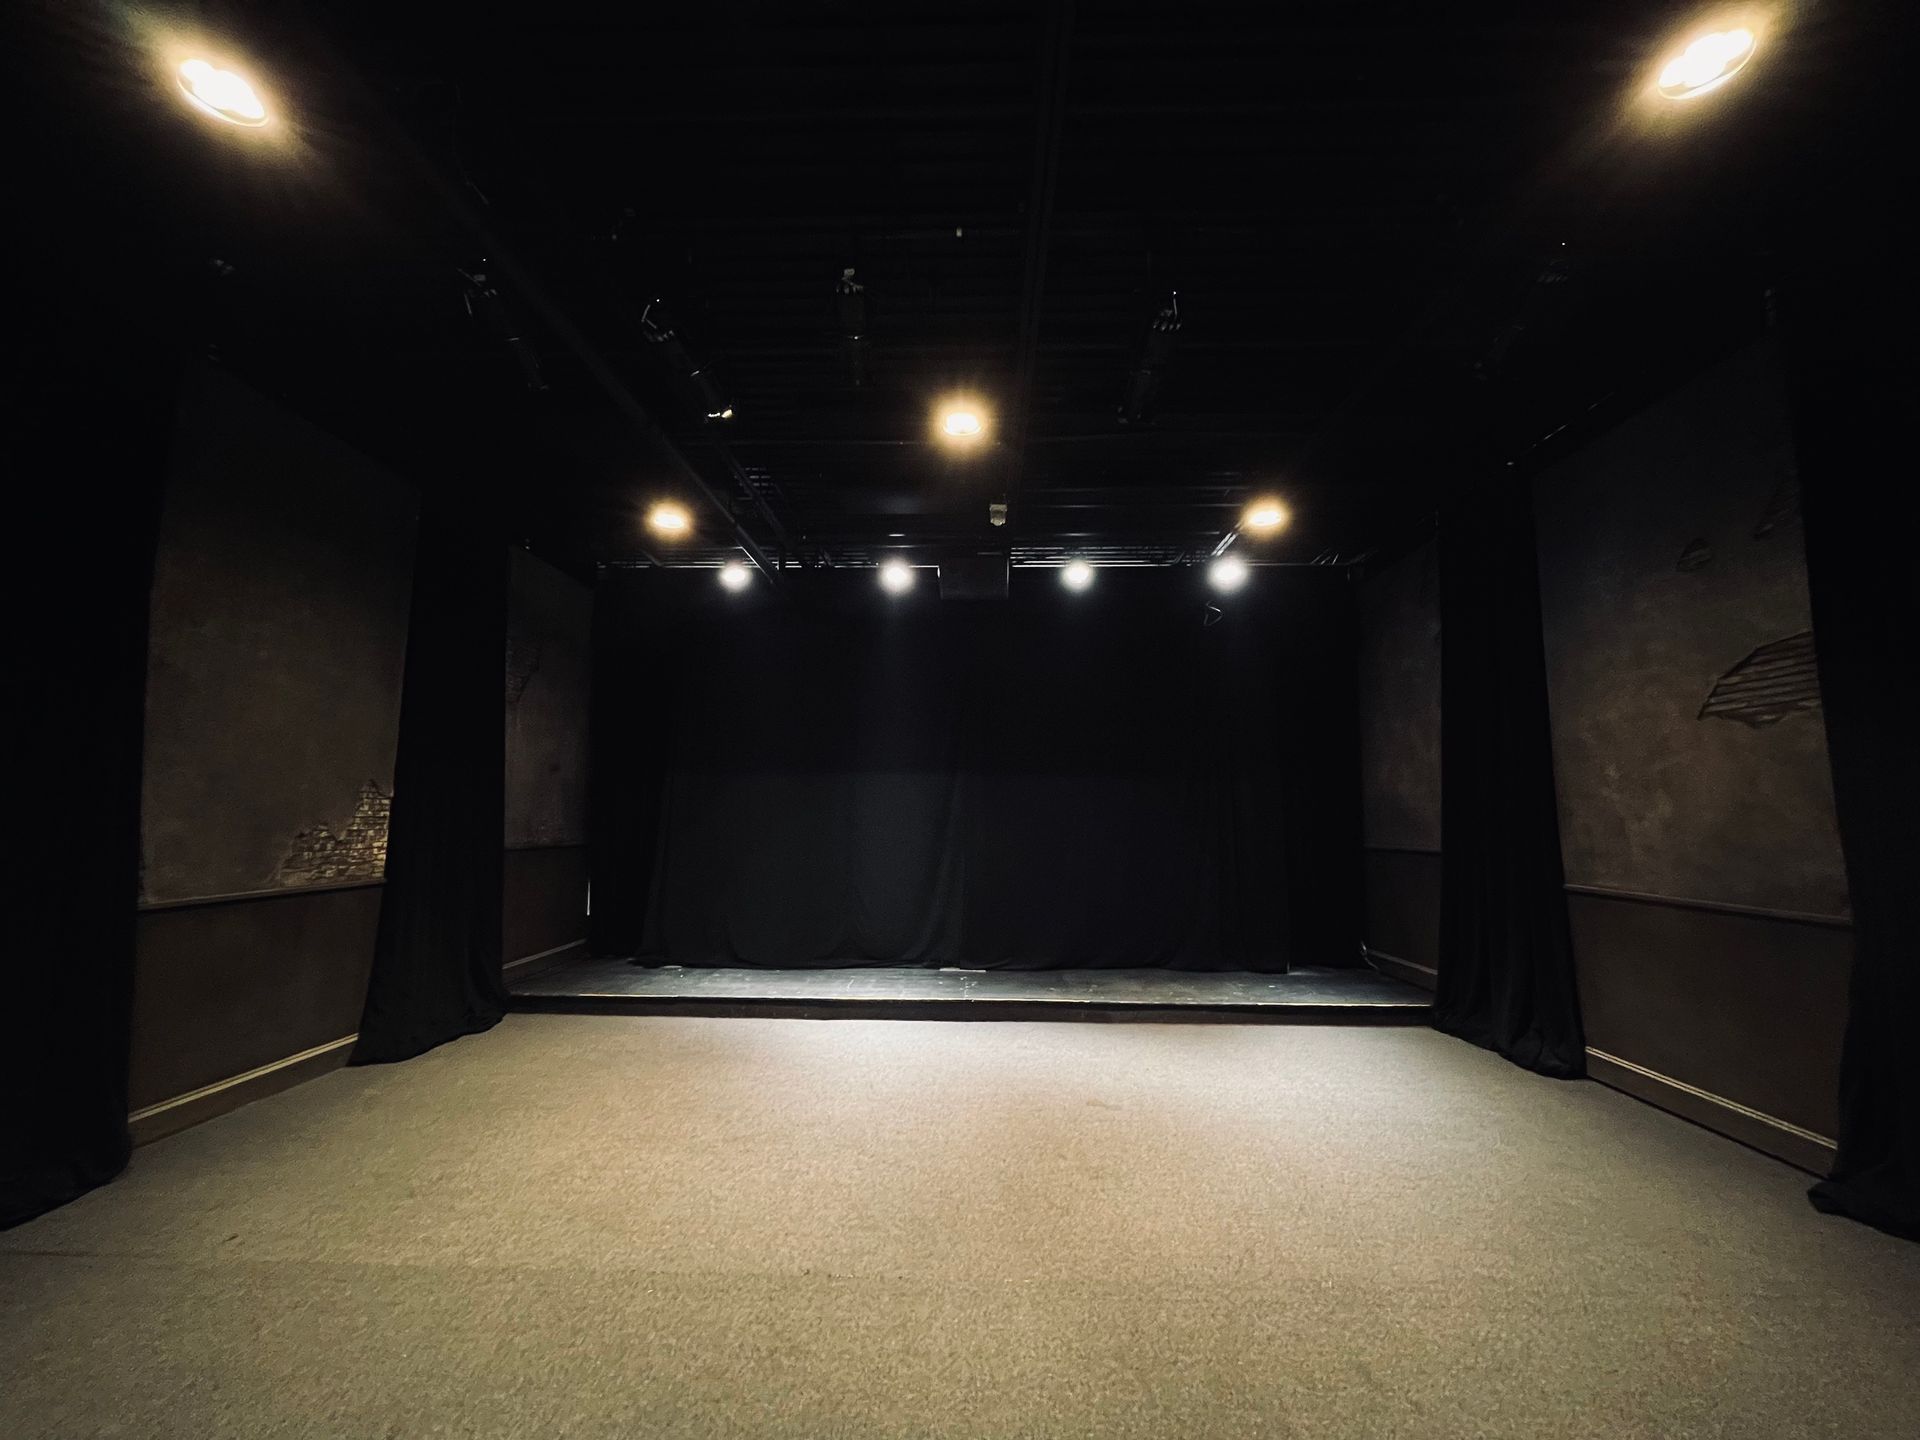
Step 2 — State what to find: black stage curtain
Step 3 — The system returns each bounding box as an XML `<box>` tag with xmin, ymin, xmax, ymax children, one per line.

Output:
<box><xmin>353</xmin><ymin>501</ymin><xmax>509</xmax><ymax>1063</ymax></box>
<box><xmin>2</xmin><ymin>365</ymin><xmax>168</xmax><ymax>1228</ymax></box>
<box><xmin>591</xmin><ymin>568</ymin><xmax>1360</xmax><ymax>969</ymax></box>
<box><xmin>1792</xmin><ymin>231</ymin><xmax>1920</xmax><ymax>1238</ymax></box>
<box><xmin>1433</xmin><ymin>480</ymin><xmax>1586</xmax><ymax>1077</ymax></box>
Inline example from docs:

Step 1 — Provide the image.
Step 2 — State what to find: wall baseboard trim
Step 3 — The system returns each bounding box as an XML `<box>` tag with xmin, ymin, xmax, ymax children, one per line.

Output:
<box><xmin>129</xmin><ymin>1035</ymin><xmax>358</xmax><ymax>1147</ymax></box>
<box><xmin>504</xmin><ymin>937</ymin><xmax>587</xmax><ymax>981</ymax></box>
<box><xmin>1563</xmin><ymin>883</ymin><xmax>1852</xmax><ymax>930</ymax></box>
<box><xmin>1363</xmin><ymin>947</ymin><xmax>1438</xmax><ymax>992</ymax></box>
<box><xmin>1584</xmin><ymin>1046</ymin><xmax>1837</xmax><ymax>1177</ymax></box>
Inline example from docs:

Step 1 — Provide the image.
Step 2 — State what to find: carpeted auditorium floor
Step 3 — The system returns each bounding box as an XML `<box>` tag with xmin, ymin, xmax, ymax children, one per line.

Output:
<box><xmin>5</xmin><ymin>1014</ymin><xmax>1919</xmax><ymax>1437</ymax></box>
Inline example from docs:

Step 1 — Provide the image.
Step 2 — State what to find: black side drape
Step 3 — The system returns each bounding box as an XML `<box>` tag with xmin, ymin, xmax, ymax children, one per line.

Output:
<box><xmin>1792</xmin><ymin>236</ymin><xmax>1920</xmax><ymax>1240</ymax></box>
<box><xmin>3</xmin><ymin>365</ymin><xmax>168</xmax><ymax>1228</ymax></box>
<box><xmin>1433</xmin><ymin>478</ymin><xmax>1586</xmax><ymax>1077</ymax></box>
<box><xmin>353</xmin><ymin>500</ymin><xmax>509</xmax><ymax>1063</ymax></box>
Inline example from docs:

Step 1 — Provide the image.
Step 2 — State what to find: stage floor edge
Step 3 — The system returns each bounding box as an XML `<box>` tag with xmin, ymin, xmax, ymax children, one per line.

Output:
<box><xmin>509</xmin><ymin>957</ymin><xmax>1432</xmax><ymax>1023</ymax></box>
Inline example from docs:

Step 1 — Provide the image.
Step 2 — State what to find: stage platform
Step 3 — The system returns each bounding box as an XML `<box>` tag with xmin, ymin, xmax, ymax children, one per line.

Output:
<box><xmin>510</xmin><ymin>956</ymin><xmax>1431</xmax><ymax>1023</ymax></box>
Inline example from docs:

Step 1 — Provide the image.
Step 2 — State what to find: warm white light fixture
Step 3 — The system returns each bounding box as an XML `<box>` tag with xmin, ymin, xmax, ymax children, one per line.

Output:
<box><xmin>1061</xmin><ymin>559</ymin><xmax>1095</xmax><ymax>592</ymax></box>
<box><xmin>708</xmin><ymin>406</ymin><xmax>735</xmax><ymax>420</ymax></box>
<box><xmin>647</xmin><ymin>501</ymin><xmax>691</xmax><ymax>536</ymax></box>
<box><xmin>1208</xmin><ymin>553</ymin><xmax>1250</xmax><ymax>593</ymax></box>
<box><xmin>1242</xmin><ymin>497</ymin><xmax>1290</xmax><ymax>534</ymax></box>
<box><xmin>1657</xmin><ymin>27</ymin><xmax>1757</xmax><ymax>100</ymax></box>
<box><xmin>177</xmin><ymin>58</ymin><xmax>267</xmax><ymax>127</ymax></box>
<box><xmin>718</xmin><ymin>560</ymin><xmax>752</xmax><ymax>591</ymax></box>
<box><xmin>878</xmin><ymin>558</ymin><xmax>917</xmax><ymax>594</ymax></box>
<box><xmin>934</xmin><ymin>398</ymin><xmax>990</xmax><ymax>449</ymax></box>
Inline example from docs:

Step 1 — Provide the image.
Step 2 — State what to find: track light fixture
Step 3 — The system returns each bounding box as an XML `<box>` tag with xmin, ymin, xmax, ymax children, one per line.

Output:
<box><xmin>837</xmin><ymin>268</ymin><xmax>869</xmax><ymax>389</ymax></box>
<box><xmin>1118</xmin><ymin>292</ymin><xmax>1182</xmax><ymax>426</ymax></box>
<box><xmin>459</xmin><ymin>263</ymin><xmax>548</xmax><ymax>391</ymax></box>
<box><xmin>641</xmin><ymin>300</ymin><xmax>736</xmax><ymax>422</ymax></box>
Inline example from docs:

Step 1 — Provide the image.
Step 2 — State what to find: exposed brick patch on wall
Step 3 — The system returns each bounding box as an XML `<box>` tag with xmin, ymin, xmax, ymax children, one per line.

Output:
<box><xmin>274</xmin><ymin>781</ymin><xmax>392</xmax><ymax>886</ymax></box>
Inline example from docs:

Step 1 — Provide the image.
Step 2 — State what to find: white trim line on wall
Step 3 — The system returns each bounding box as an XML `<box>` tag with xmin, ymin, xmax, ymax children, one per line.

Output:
<box><xmin>1585</xmin><ymin>1046</ymin><xmax>1837</xmax><ymax>1173</ymax></box>
<box><xmin>504</xmin><ymin>938</ymin><xmax>587</xmax><ymax>974</ymax></box>
<box><xmin>1363</xmin><ymin>946</ymin><xmax>1436</xmax><ymax>978</ymax></box>
<box><xmin>128</xmin><ymin>1034</ymin><xmax>357</xmax><ymax>1145</ymax></box>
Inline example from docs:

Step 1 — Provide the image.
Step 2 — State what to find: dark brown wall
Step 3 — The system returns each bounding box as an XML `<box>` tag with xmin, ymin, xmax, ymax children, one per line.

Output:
<box><xmin>1534</xmin><ymin>337</ymin><xmax>1850</xmax><ymax>1169</ymax></box>
<box><xmin>134</xmin><ymin>369</ymin><xmax>416</xmax><ymax>1128</ymax></box>
<box><xmin>1357</xmin><ymin>538</ymin><xmax>1442</xmax><ymax>985</ymax></box>
<box><xmin>142</xmin><ymin>368</ymin><xmax>416</xmax><ymax>904</ymax></box>
<box><xmin>503</xmin><ymin>548</ymin><xmax>591</xmax><ymax>968</ymax></box>
<box><xmin>131</xmin><ymin>887</ymin><xmax>381</xmax><ymax>1110</ymax></box>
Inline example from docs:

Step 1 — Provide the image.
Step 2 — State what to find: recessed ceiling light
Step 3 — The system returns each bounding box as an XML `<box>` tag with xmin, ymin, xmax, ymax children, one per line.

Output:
<box><xmin>1208</xmin><ymin>554</ymin><xmax>1250</xmax><ymax>593</ymax></box>
<box><xmin>1061</xmin><ymin>560</ymin><xmax>1095</xmax><ymax>592</ymax></box>
<box><xmin>647</xmin><ymin>502</ymin><xmax>691</xmax><ymax>536</ymax></box>
<box><xmin>878</xmin><ymin>558</ymin><xmax>917</xmax><ymax>594</ymax></box>
<box><xmin>177</xmin><ymin>58</ymin><xmax>267</xmax><ymax>127</ymax></box>
<box><xmin>1243</xmin><ymin>498</ymin><xmax>1290</xmax><ymax>534</ymax></box>
<box><xmin>1656</xmin><ymin>27</ymin><xmax>1757</xmax><ymax>100</ymax></box>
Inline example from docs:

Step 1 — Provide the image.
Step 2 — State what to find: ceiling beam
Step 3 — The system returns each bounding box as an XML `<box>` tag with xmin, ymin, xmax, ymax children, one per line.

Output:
<box><xmin>1002</xmin><ymin>0</ymin><xmax>1075</xmax><ymax>514</ymax></box>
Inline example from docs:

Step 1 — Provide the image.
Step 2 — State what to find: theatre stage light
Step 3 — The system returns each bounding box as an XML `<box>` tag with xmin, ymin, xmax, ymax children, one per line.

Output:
<box><xmin>934</xmin><ymin>397</ymin><xmax>991</xmax><ymax>450</ymax></box>
<box><xmin>879</xmin><ymin>558</ymin><xmax>917</xmax><ymax>594</ymax></box>
<box><xmin>718</xmin><ymin>560</ymin><xmax>752</xmax><ymax>591</ymax></box>
<box><xmin>1242</xmin><ymin>498</ymin><xmax>1290</xmax><ymax>534</ymax></box>
<box><xmin>647</xmin><ymin>502</ymin><xmax>691</xmax><ymax>536</ymax></box>
<box><xmin>1061</xmin><ymin>559</ymin><xmax>1095</xmax><ymax>592</ymax></box>
<box><xmin>178</xmin><ymin>58</ymin><xmax>267</xmax><ymax>126</ymax></box>
<box><xmin>1208</xmin><ymin>553</ymin><xmax>1250</xmax><ymax>593</ymax></box>
<box><xmin>1657</xmin><ymin>26</ymin><xmax>1757</xmax><ymax>100</ymax></box>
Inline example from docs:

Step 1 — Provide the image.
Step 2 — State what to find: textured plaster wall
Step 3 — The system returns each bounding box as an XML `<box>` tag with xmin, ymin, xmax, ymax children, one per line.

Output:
<box><xmin>1357</xmin><ymin>537</ymin><xmax>1442</xmax><ymax>853</ymax></box>
<box><xmin>140</xmin><ymin>368</ymin><xmax>417</xmax><ymax>904</ymax></box>
<box><xmin>504</xmin><ymin>547</ymin><xmax>591</xmax><ymax>849</ymax></box>
<box><xmin>1532</xmin><ymin>337</ymin><xmax>1847</xmax><ymax>916</ymax></box>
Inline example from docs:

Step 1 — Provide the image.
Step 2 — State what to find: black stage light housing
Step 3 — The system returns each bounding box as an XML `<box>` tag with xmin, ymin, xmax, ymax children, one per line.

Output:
<box><xmin>836</xmin><ymin>267</ymin><xmax>869</xmax><ymax>389</ymax></box>
<box><xmin>641</xmin><ymin>299</ymin><xmax>735</xmax><ymax>420</ymax></box>
<box><xmin>1117</xmin><ymin>292</ymin><xmax>1182</xmax><ymax>425</ymax></box>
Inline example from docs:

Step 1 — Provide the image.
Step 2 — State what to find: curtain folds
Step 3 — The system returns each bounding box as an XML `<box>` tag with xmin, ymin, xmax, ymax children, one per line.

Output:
<box><xmin>2</xmin><ymin>367</ymin><xmax>168</xmax><ymax>1227</ymax></box>
<box><xmin>590</xmin><ymin>569</ymin><xmax>1361</xmax><ymax>971</ymax></box>
<box><xmin>1433</xmin><ymin>479</ymin><xmax>1587</xmax><ymax>1078</ymax></box>
<box><xmin>1791</xmin><ymin>254</ymin><xmax>1920</xmax><ymax>1241</ymax></box>
<box><xmin>352</xmin><ymin>501</ymin><xmax>509</xmax><ymax>1064</ymax></box>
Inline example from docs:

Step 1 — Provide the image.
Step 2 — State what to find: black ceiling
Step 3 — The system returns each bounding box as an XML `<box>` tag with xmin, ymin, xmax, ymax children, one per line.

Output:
<box><xmin>24</xmin><ymin>1</ymin><xmax>1891</xmax><ymax>578</ymax></box>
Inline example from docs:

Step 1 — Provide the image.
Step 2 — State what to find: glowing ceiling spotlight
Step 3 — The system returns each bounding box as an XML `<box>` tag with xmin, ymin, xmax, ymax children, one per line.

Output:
<box><xmin>1656</xmin><ymin>26</ymin><xmax>1757</xmax><ymax>100</ymax></box>
<box><xmin>177</xmin><ymin>58</ymin><xmax>268</xmax><ymax>127</ymax></box>
<box><xmin>1060</xmin><ymin>559</ymin><xmax>1095</xmax><ymax>592</ymax></box>
<box><xmin>934</xmin><ymin>397</ymin><xmax>990</xmax><ymax>450</ymax></box>
<box><xmin>1242</xmin><ymin>497</ymin><xmax>1290</xmax><ymax>534</ymax></box>
<box><xmin>718</xmin><ymin>560</ymin><xmax>752</xmax><ymax>591</ymax></box>
<box><xmin>1208</xmin><ymin>553</ymin><xmax>1250</xmax><ymax>593</ymax></box>
<box><xmin>878</xmin><ymin>558</ymin><xmax>917</xmax><ymax>594</ymax></box>
<box><xmin>646</xmin><ymin>501</ymin><xmax>692</xmax><ymax>537</ymax></box>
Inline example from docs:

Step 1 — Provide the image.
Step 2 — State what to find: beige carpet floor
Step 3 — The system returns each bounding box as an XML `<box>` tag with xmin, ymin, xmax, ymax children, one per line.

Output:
<box><xmin>4</xmin><ymin>1014</ymin><xmax>1918</xmax><ymax>1438</ymax></box>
